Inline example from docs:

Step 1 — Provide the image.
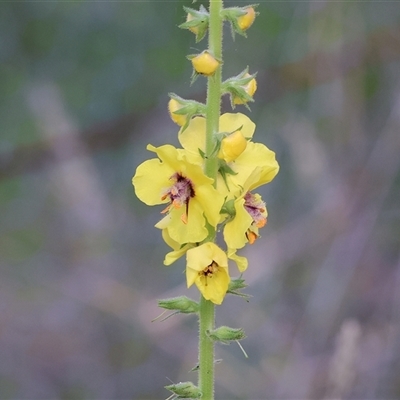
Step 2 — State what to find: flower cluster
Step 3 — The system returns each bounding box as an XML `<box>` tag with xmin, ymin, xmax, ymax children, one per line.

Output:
<box><xmin>132</xmin><ymin>5</ymin><xmax>279</xmax><ymax>306</ymax></box>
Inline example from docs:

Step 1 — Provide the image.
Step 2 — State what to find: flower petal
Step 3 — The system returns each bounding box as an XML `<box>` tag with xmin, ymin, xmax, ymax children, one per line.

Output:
<box><xmin>161</xmin><ymin>229</ymin><xmax>192</xmax><ymax>265</ymax></box>
<box><xmin>230</xmin><ymin>142</ymin><xmax>279</xmax><ymax>190</ymax></box>
<box><xmin>164</xmin><ymin>248</ymin><xmax>188</xmax><ymax>266</ymax></box>
<box><xmin>194</xmin><ymin>185</ymin><xmax>225</xmax><ymax>227</ymax></box>
<box><xmin>223</xmin><ymin>198</ymin><xmax>253</xmax><ymax>249</ymax></box>
<box><xmin>163</xmin><ymin>200</ymin><xmax>208</xmax><ymax>244</ymax></box>
<box><xmin>196</xmin><ymin>268</ymin><xmax>230</xmax><ymax>305</ymax></box>
<box><xmin>186</xmin><ymin>243</ymin><xmax>216</xmax><ymax>272</ymax></box>
<box><xmin>178</xmin><ymin>116</ymin><xmax>206</xmax><ymax>161</ymax></box>
<box><xmin>132</xmin><ymin>158</ymin><xmax>174</xmax><ymax>205</ymax></box>
<box><xmin>228</xmin><ymin>249</ymin><xmax>248</xmax><ymax>273</ymax></box>
<box><xmin>220</xmin><ymin>113</ymin><xmax>255</xmax><ymax>139</ymax></box>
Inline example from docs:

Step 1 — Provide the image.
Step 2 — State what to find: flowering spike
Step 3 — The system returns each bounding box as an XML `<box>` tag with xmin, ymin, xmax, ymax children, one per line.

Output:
<box><xmin>132</xmin><ymin>2</ymin><xmax>280</xmax><ymax>397</ymax></box>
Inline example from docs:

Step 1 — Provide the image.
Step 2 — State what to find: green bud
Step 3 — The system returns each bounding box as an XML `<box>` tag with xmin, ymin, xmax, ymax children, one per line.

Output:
<box><xmin>168</xmin><ymin>93</ymin><xmax>206</xmax><ymax>132</ymax></box>
<box><xmin>221</xmin><ymin>67</ymin><xmax>257</xmax><ymax>110</ymax></box>
<box><xmin>221</xmin><ymin>5</ymin><xmax>259</xmax><ymax>39</ymax></box>
<box><xmin>158</xmin><ymin>296</ymin><xmax>199</xmax><ymax>314</ymax></box>
<box><xmin>165</xmin><ymin>381</ymin><xmax>202</xmax><ymax>399</ymax></box>
<box><xmin>208</xmin><ymin>326</ymin><xmax>246</xmax><ymax>344</ymax></box>
<box><xmin>227</xmin><ymin>277</ymin><xmax>251</xmax><ymax>301</ymax></box>
<box><xmin>179</xmin><ymin>5</ymin><xmax>209</xmax><ymax>43</ymax></box>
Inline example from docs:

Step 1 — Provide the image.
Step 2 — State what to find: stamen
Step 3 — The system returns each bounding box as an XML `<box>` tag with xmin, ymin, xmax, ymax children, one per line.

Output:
<box><xmin>199</xmin><ymin>261</ymin><xmax>218</xmax><ymax>286</ymax></box>
<box><xmin>160</xmin><ymin>173</ymin><xmax>195</xmax><ymax>222</ymax></box>
<box><xmin>246</xmin><ymin>230</ymin><xmax>258</xmax><ymax>245</ymax></box>
<box><xmin>181</xmin><ymin>213</ymin><xmax>188</xmax><ymax>224</ymax></box>
<box><xmin>244</xmin><ymin>192</ymin><xmax>267</xmax><ymax>231</ymax></box>
<box><xmin>256</xmin><ymin>218</ymin><xmax>267</xmax><ymax>228</ymax></box>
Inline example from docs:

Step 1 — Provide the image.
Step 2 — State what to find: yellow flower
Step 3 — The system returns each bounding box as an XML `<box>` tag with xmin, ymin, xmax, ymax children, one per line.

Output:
<box><xmin>237</xmin><ymin>7</ymin><xmax>256</xmax><ymax>31</ymax></box>
<box><xmin>191</xmin><ymin>51</ymin><xmax>220</xmax><ymax>76</ymax></box>
<box><xmin>179</xmin><ymin>113</ymin><xmax>279</xmax><ymax>191</ymax></box>
<box><xmin>232</xmin><ymin>73</ymin><xmax>257</xmax><ymax>105</ymax></box>
<box><xmin>168</xmin><ymin>98</ymin><xmax>187</xmax><ymax>126</ymax></box>
<box><xmin>223</xmin><ymin>168</ymin><xmax>269</xmax><ymax>250</ymax></box>
<box><xmin>132</xmin><ymin>144</ymin><xmax>224</xmax><ymax>244</ymax></box>
<box><xmin>218</xmin><ymin>130</ymin><xmax>247</xmax><ymax>163</ymax></box>
<box><xmin>186</xmin><ymin>243</ymin><xmax>230</xmax><ymax>305</ymax></box>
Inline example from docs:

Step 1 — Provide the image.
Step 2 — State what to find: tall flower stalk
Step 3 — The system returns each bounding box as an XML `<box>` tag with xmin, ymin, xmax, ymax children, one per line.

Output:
<box><xmin>132</xmin><ymin>2</ymin><xmax>279</xmax><ymax>399</ymax></box>
<box><xmin>199</xmin><ymin>1</ymin><xmax>223</xmax><ymax>398</ymax></box>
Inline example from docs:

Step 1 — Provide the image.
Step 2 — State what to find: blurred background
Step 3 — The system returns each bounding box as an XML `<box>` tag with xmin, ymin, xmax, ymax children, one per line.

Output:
<box><xmin>1</xmin><ymin>0</ymin><xmax>400</xmax><ymax>399</ymax></box>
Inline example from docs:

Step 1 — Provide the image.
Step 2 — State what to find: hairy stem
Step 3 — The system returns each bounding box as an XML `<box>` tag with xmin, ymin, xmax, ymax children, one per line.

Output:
<box><xmin>199</xmin><ymin>1</ymin><xmax>223</xmax><ymax>400</ymax></box>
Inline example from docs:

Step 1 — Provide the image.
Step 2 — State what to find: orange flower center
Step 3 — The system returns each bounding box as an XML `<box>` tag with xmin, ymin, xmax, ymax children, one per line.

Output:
<box><xmin>200</xmin><ymin>261</ymin><xmax>219</xmax><ymax>286</ymax></box>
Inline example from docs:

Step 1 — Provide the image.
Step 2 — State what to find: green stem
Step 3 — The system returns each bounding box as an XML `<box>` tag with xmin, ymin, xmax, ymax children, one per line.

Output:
<box><xmin>204</xmin><ymin>0</ymin><xmax>223</xmax><ymax>181</ymax></box>
<box><xmin>198</xmin><ymin>295</ymin><xmax>216</xmax><ymax>400</ymax></box>
<box><xmin>199</xmin><ymin>2</ymin><xmax>223</xmax><ymax>400</ymax></box>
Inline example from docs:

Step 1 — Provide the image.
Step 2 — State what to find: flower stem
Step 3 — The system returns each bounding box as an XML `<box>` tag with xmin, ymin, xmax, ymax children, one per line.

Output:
<box><xmin>204</xmin><ymin>0</ymin><xmax>223</xmax><ymax>182</ymax></box>
<box><xmin>198</xmin><ymin>295</ymin><xmax>216</xmax><ymax>400</ymax></box>
<box><xmin>199</xmin><ymin>1</ymin><xmax>223</xmax><ymax>400</ymax></box>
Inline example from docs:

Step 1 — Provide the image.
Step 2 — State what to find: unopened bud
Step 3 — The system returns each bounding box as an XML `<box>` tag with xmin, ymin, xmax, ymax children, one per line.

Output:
<box><xmin>218</xmin><ymin>130</ymin><xmax>247</xmax><ymax>162</ymax></box>
<box><xmin>222</xmin><ymin>6</ymin><xmax>258</xmax><ymax>38</ymax></box>
<box><xmin>158</xmin><ymin>296</ymin><xmax>199</xmax><ymax>314</ymax></box>
<box><xmin>208</xmin><ymin>326</ymin><xmax>246</xmax><ymax>343</ymax></box>
<box><xmin>168</xmin><ymin>98</ymin><xmax>187</xmax><ymax>126</ymax></box>
<box><xmin>227</xmin><ymin>276</ymin><xmax>251</xmax><ymax>300</ymax></box>
<box><xmin>186</xmin><ymin>13</ymin><xmax>199</xmax><ymax>35</ymax></box>
<box><xmin>228</xmin><ymin>277</ymin><xmax>248</xmax><ymax>292</ymax></box>
<box><xmin>237</xmin><ymin>6</ymin><xmax>256</xmax><ymax>31</ymax></box>
<box><xmin>233</xmin><ymin>73</ymin><xmax>257</xmax><ymax>105</ymax></box>
<box><xmin>179</xmin><ymin>6</ymin><xmax>209</xmax><ymax>42</ymax></box>
<box><xmin>190</xmin><ymin>51</ymin><xmax>220</xmax><ymax>76</ymax></box>
<box><xmin>167</xmin><ymin>93</ymin><xmax>206</xmax><ymax>131</ymax></box>
<box><xmin>165</xmin><ymin>381</ymin><xmax>202</xmax><ymax>399</ymax></box>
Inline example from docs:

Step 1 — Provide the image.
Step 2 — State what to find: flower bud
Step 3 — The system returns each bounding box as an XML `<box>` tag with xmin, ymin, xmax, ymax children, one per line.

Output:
<box><xmin>227</xmin><ymin>275</ymin><xmax>251</xmax><ymax>300</ymax></box>
<box><xmin>208</xmin><ymin>326</ymin><xmax>246</xmax><ymax>343</ymax></box>
<box><xmin>158</xmin><ymin>296</ymin><xmax>199</xmax><ymax>314</ymax></box>
<box><xmin>218</xmin><ymin>130</ymin><xmax>247</xmax><ymax>162</ymax></box>
<box><xmin>179</xmin><ymin>5</ymin><xmax>209</xmax><ymax>42</ymax></box>
<box><xmin>165</xmin><ymin>381</ymin><xmax>202</xmax><ymax>399</ymax></box>
<box><xmin>222</xmin><ymin>68</ymin><xmax>257</xmax><ymax>108</ymax></box>
<box><xmin>237</xmin><ymin>6</ymin><xmax>256</xmax><ymax>31</ymax></box>
<box><xmin>222</xmin><ymin>6</ymin><xmax>258</xmax><ymax>38</ymax></box>
<box><xmin>186</xmin><ymin>13</ymin><xmax>199</xmax><ymax>35</ymax></box>
<box><xmin>167</xmin><ymin>93</ymin><xmax>206</xmax><ymax>131</ymax></box>
<box><xmin>233</xmin><ymin>73</ymin><xmax>257</xmax><ymax>105</ymax></box>
<box><xmin>168</xmin><ymin>98</ymin><xmax>187</xmax><ymax>126</ymax></box>
<box><xmin>228</xmin><ymin>277</ymin><xmax>248</xmax><ymax>292</ymax></box>
<box><xmin>190</xmin><ymin>51</ymin><xmax>220</xmax><ymax>76</ymax></box>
